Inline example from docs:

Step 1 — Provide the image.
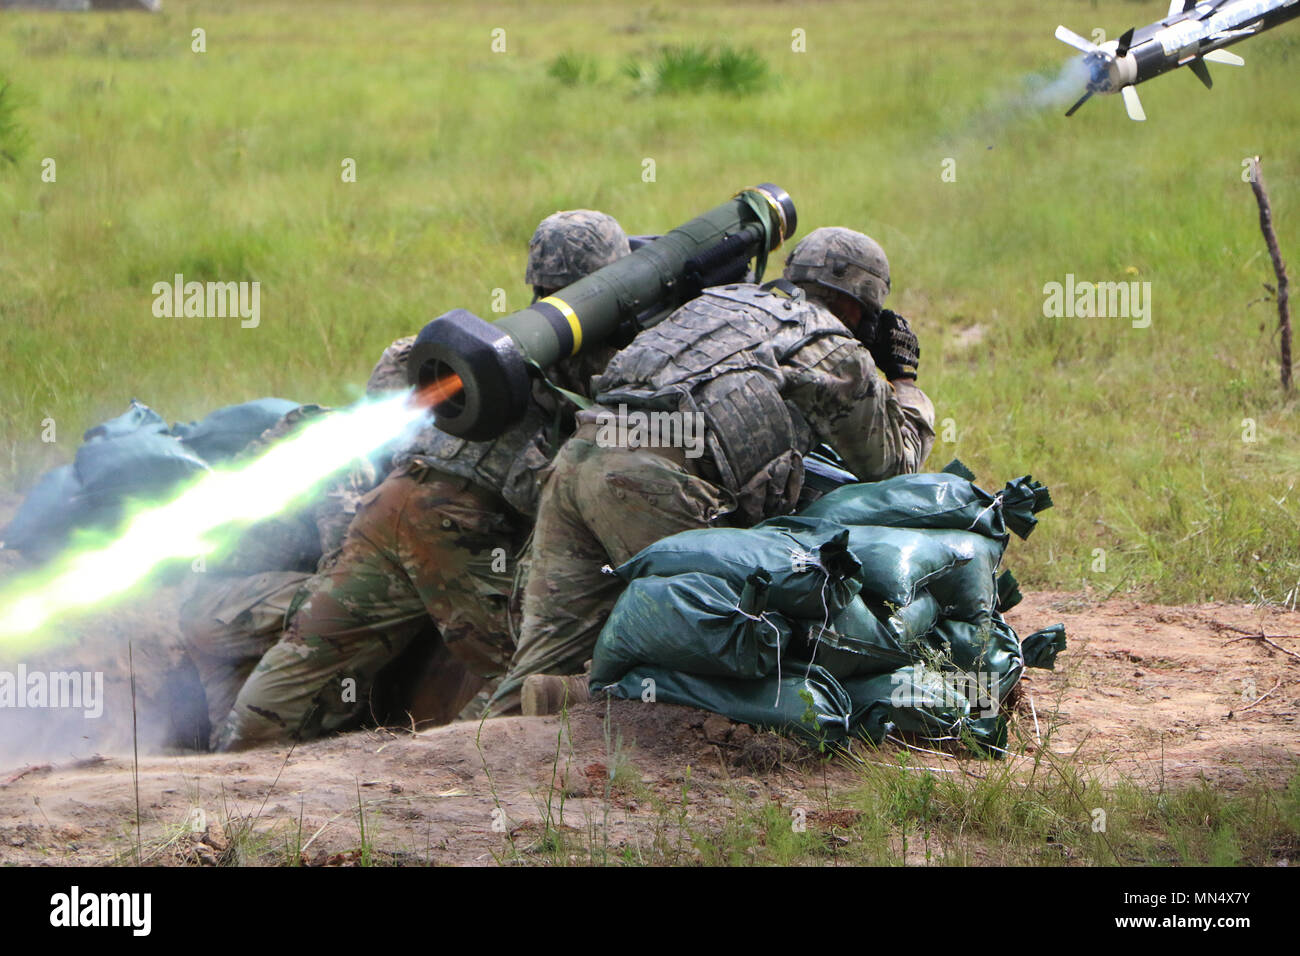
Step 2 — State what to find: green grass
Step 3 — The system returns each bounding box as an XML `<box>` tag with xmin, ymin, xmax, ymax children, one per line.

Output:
<box><xmin>0</xmin><ymin>0</ymin><xmax>1297</xmax><ymax>602</ymax></box>
<box><xmin>620</xmin><ymin>44</ymin><xmax>772</xmax><ymax>95</ymax></box>
<box><xmin>0</xmin><ymin>78</ymin><xmax>27</xmax><ymax>166</ymax></box>
<box><xmin>479</xmin><ymin>735</ymin><xmax>1300</xmax><ymax>867</ymax></box>
<box><xmin>546</xmin><ymin>51</ymin><xmax>600</xmax><ymax>86</ymax></box>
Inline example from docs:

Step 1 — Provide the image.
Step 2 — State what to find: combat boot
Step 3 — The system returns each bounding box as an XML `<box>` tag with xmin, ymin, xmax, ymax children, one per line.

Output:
<box><xmin>521</xmin><ymin>674</ymin><xmax>590</xmax><ymax>716</ymax></box>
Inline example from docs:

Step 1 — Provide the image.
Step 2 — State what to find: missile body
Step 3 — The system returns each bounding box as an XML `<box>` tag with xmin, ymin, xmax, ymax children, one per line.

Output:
<box><xmin>1057</xmin><ymin>0</ymin><xmax>1300</xmax><ymax>120</ymax></box>
<box><xmin>407</xmin><ymin>184</ymin><xmax>796</xmax><ymax>441</ymax></box>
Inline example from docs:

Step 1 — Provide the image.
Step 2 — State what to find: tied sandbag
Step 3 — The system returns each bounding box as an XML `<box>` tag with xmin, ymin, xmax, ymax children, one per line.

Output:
<box><xmin>613</xmin><ymin>522</ymin><xmax>863</xmax><ymax>621</ymax></box>
<box><xmin>4</xmin><ymin>401</ymin><xmax>193</xmax><ymax>559</ymax></box>
<box><xmin>842</xmin><ymin>525</ymin><xmax>978</xmax><ymax>606</ymax></box>
<box><xmin>842</xmin><ymin>666</ymin><xmax>1007</xmax><ymax>752</ymax></box>
<box><xmin>174</xmin><ymin>398</ymin><xmax>302</xmax><ymax>463</ymax></box>
<box><xmin>996</xmin><ymin>570</ymin><xmax>1023</xmax><ymax>613</ymax></box>
<box><xmin>930</xmin><ymin>614</ymin><xmax>1024</xmax><ymax>699</ymax></box>
<box><xmin>82</xmin><ymin>398</ymin><xmax>169</xmax><ymax>442</ymax></box>
<box><xmin>0</xmin><ymin>465</ymin><xmax>86</xmax><ymax>555</ymax></box>
<box><xmin>760</xmin><ymin>515</ymin><xmax>970</xmax><ymax>607</ymax></box>
<box><xmin>803</xmin><ymin>590</ymin><xmax>941</xmax><ymax>678</ymax></box>
<box><xmin>74</xmin><ymin>428</ymin><xmax>209</xmax><ymax>506</ymax></box>
<box><xmin>596</xmin><ymin>663</ymin><xmax>854</xmax><ymax>742</ymax></box>
<box><xmin>800</xmin><ymin>466</ymin><xmax>1053</xmax><ymax>541</ymax></box>
<box><xmin>918</xmin><ymin>529</ymin><xmax>1005</xmax><ymax>624</ymax></box>
<box><xmin>590</xmin><ymin>570</ymin><xmax>792</xmax><ymax>686</ymax></box>
<box><xmin>1020</xmin><ymin>623</ymin><xmax>1067</xmax><ymax>670</ymax></box>
<box><xmin>595</xmin><ymin>468</ymin><xmax>1065</xmax><ymax>756</ymax></box>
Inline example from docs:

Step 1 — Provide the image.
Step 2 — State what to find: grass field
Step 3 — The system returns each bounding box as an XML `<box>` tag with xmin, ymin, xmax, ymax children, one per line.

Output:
<box><xmin>0</xmin><ymin>0</ymin><xmax>1297</xmax><ymax>603</ymax></box>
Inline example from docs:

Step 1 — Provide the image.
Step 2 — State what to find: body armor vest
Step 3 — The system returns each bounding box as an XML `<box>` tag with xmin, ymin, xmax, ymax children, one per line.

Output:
<box><xmin>594</xmin><ymin>284</ymin><xmax>854</xmax><ymax>522</ymax></box>
<box><xmin>394</xmin><ymin>400</ymin><xmax>553</xmax><ymax>517</ymax></box>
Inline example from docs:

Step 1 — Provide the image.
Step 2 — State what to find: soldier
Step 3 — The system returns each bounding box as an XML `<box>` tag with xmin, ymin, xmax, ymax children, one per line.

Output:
<box><xmin>491</xmin><ymin>227</ymin><xmax>937</xmax><ymax>715</ymax></box>
<box><xmin>206</xmin><ymin>210</ymin><xmax>632</xmax><ymax>751</ymax></box>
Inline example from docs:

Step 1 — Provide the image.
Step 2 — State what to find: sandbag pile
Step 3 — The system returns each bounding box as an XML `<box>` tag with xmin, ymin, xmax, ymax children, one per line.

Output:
<box><xmin>2</xmin><ymin>398</ymin><xmax>300</xmax><ymax>562</ymax></box>
<box><xmin>590</xmin><ymin>461</ymin><xmax>1066</xmax><ymax>755</ymax></box>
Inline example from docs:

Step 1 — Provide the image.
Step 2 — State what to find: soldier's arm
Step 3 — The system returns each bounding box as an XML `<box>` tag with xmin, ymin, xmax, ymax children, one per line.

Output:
<box><xmin>786</xmin><ymin>337</ymin><xmax>936</xmax><ymax>481</ymax></box>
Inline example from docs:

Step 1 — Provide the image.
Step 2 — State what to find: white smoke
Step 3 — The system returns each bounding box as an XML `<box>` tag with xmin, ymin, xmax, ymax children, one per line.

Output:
<box><xmin>1024</xmin><ymin>54</ymin><xmax>1093</xmax><ymax>111</ymax></box>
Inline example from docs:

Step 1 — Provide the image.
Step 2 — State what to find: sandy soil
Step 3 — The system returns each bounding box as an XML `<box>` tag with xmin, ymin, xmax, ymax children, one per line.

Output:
<box><xmin>0</xmin><ymin>581</ymin><xmax>1295</xmax><ymax>866</ymax></box>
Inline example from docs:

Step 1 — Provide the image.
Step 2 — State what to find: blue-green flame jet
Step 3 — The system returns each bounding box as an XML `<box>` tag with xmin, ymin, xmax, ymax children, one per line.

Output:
<box><xmin>0</xmin><ymin>391</ymin><xmax>423</xmax><ymax>652</ymax></box>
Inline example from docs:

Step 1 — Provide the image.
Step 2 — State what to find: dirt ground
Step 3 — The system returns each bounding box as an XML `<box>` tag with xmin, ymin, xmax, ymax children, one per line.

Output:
<box><xmin>0</xmin><ymin>573</ymin><xmax>1296</xmax><ymax>865</ymax></box>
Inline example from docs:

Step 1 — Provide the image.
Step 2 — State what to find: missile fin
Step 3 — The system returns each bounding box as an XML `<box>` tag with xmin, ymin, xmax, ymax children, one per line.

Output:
<box><xmin>1203</xmin><ymin>49</ymin><xmax>1244</xmax><ymax>66</ymax></box>
<box><xmin>1065</xmin><ymin>90</ymin><xmax>1094</xmax><ymax>117</ymax></box>
<box><xmin>1116</xmin><ymin>28</ymin><xmax>1135</xmax><ymax>57</ymax></box>
<box><xmin>1188</xmin><ymin>57</ymin><xmax>1214</xmax><ymax>89</ymax></box>
<box><xmin>1055</xmin><ymin>25</ymin><xmax>1100</xmax><ymax>54</ymax></box>
<box><xmin>1121</xmin><ymin>85</ymin><xmax>1147</xmax><ymax>121</ymax></box>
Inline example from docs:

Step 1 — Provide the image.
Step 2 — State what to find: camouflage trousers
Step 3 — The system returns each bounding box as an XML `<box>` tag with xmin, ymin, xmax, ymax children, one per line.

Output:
<box><xmin>489</xmin><ymin>437</ymin><xmax>735</xmax><ymax>714</ymax></box>
<box><xmin>180</xmin><ymin>570</ymin><xmax>313</xmax><ymax>747</ymax></box>
<box><xmin>197</xmin><ymin>465</ymin><xmax>524</xmax><ymax>751</ymax></box>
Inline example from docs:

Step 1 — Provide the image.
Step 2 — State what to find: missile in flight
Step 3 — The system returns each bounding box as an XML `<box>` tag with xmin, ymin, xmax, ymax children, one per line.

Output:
<box><xmin>1056</xmin><ymin>0</ymin><xmax>1300</xmax><ymax>120</ymax></box>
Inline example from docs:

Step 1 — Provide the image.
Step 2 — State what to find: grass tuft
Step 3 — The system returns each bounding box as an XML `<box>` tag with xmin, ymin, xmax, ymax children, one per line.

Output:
<box><xmin>0</xmin><ymin>78</ymin><xmax>27</xmax><ymax>167</ymax></box>
<box><xmin>632</xmin><ymin>44</ymin><xmax>772</xmax><ymax>95</ymax></box>
<box><xmin>547</xmin><ymin>52</ymin><xmax>600</xmax><ymax>86</ymax></box>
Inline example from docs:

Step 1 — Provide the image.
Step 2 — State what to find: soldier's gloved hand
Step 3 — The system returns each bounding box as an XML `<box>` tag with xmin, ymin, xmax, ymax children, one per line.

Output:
<box><xmin>870</xmin><ymin>309</ymin><xmax>919</xmax><ymax>381</ymax></box>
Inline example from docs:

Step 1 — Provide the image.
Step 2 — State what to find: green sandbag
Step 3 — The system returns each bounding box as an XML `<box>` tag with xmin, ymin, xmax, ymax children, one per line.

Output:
<box><xmin>802</xmin><ymin>590</ymin><xmax>941</xmax><ymax>677</ymax></box>
<box><xmin>882</xmin><ymin>589</ymin><xmax>942</xmax><ymax>645</ymax></box>
<box><xmin>73</xmin><ymin>429</ymin><xmax>210</xmax><ymax>505</ymax></box>
<box><xmin>929</xmin><ymin>614</ymin><xmax>1024</xmax><ymax>701</ymax></box>
<box><xmin>800</xmin><ymin>469</ymin><xmax>1052</xmax><ymax>541</ymax></box>
<box><xmin>589</xmin><ymin>570</ymin><xmax>793</xmax><ymax>686</ymax></box>
<box><xmin>614</xmin><ymin>522</ymin><xmax>863</xmax><ymax>621</ymax></box>
<box><xmin>996</xmin><ymin>570</ymin><xmax>1023</xmax><ymax>613</ymax></box>
<box><xmin>6</xmin><ymin>401</ymin><xmax>186</xmax><ymax>559</ymax></box>
<box><xmin>174</xmin><ymin>397</ymin><xmax>301</xmax><ymax>463</ymax></box>
<box><xmin>0</xmin><ymin>465</ymin><xmax>86</xmax><ymax>555</ymax></box>
<box><xmin>918</xmin><ymin>529</ymin><xmax>1004</xmax><ymax>624</ymax></box>
<box><xmin>1021</xmin><ymin>622</ymin><xmax>1067</xmax><ymax>670</ymax></box>
<box><xmin>760</xmin><ymin>515</ymin><xmax>970</xmax><ymax>607</ymax></box>
<box><xmin>596</xmin><ymin>662</ymin><xmax>853</xmax><ymax>742</ymax></box>
<box><xmin>795</xmin><ymin>641</ymin><xmax>878</xmax><ymax>681</ymax></box>
<box><xmin>841</xmin><ymin>525</ymin><xmax>971</xmax><ymax>605</ymax></box>
<box><xmin>82</xmin><ymin>399</ymin><xmax>169</xmax><ymax>442</ymax></box>
<box><xmin>842</xmin><ymin>667</ymin><xmax>1007</xmax><ymax>753</ymax></box>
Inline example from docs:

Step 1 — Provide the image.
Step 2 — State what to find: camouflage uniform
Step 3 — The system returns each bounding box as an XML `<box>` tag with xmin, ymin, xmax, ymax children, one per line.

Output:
<box><xmin>211</xmin><ymin>467</ymin><xmax>517</xmax><ymax>749</ymax></box>
<box><xmin>492</xmin><ymin>272</ymin><xmax>936</xmax><ymax>713</ymax></box>
<box><xmin>210</xmin><ymin>211</ymin><xmax>631</xmax><ymax>750</ymax></box>
<box><xmin>181</xmin><ymin>569</ymin><xmax>314</xmax><ymax>742</ymax></box>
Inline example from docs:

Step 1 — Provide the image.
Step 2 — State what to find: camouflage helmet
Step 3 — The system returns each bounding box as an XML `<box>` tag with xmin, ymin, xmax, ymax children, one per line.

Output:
<box><xmin>365</xmin><ymin>335</ymin><xmax>416</xmax><ymax>396</ymax></box>
<box><xmin>525</xmin><ymin>210</ymin><xmax>631</xmax><ymax>293</ymax></box>
<box><xmin>783</xmin><ymin>227</ymin><xmax>890</xmax><ymax>314</ymax></box>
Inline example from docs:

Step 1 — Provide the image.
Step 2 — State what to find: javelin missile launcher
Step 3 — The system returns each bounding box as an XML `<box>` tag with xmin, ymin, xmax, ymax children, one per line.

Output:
<box><xmin>407</xmin><ymin>183</ymin><xmax>796</xmax><ymax>441</ymax></box>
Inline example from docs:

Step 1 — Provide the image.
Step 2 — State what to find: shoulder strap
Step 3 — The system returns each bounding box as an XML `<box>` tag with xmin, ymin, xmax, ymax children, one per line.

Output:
<box><xmin>760</xmin><ymin>277</ymin><xmax>804</xmax><ymax>300</ymax></box>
